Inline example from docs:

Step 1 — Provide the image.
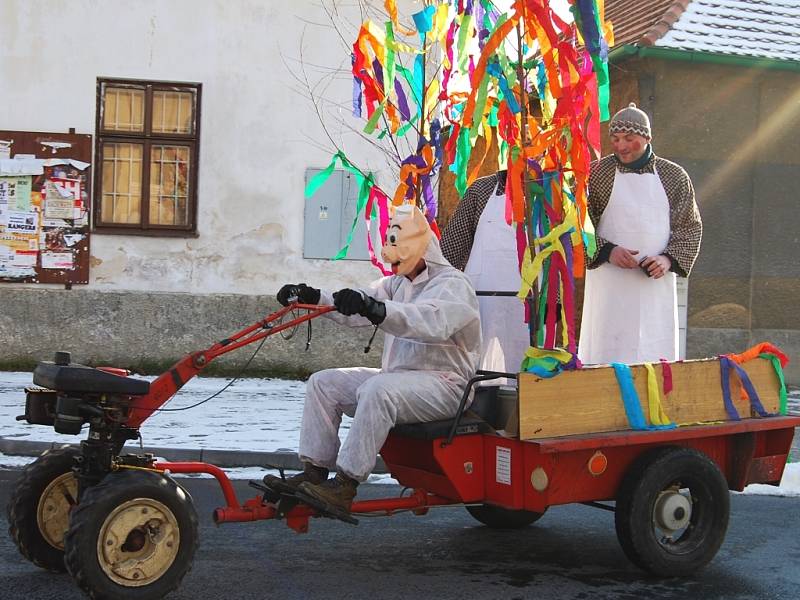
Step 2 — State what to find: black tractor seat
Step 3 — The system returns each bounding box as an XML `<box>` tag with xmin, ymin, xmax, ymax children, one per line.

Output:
<box><xmin>390</xmin><ymin>385</ymin><xmax>515</xmax><ymax>441</ymax></box>
<box><xmin>33</xmin><ymin>361</ymin><xmax>150</xmax><ymax>396</ymax></box>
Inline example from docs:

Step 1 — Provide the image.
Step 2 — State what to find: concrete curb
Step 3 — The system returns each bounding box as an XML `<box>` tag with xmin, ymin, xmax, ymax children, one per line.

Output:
<box><xmin>0</xmin><ymin>437</ymin><xmax>388</xmax><ymax>473</ymax></box>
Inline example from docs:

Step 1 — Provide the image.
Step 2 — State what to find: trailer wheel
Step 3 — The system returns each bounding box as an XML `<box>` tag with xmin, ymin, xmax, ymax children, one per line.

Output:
<box><xmin>466</xmin><ymin>504</ymin><xmax>545</xmax><ymax>529</ymax></box>
<box><xmin>615</xmin><ymin>447</ymin><xmax>729</xmax><ymax>577</ymax></box>
<box><xmin>7</xmin><ymin>446</ymin><xmax>80</xmax><ymax>572</ymax></box>
<box><xmin>64</xmin><ymin>469</ymin><xmax>198</xmax><ymax>600</ymax></box>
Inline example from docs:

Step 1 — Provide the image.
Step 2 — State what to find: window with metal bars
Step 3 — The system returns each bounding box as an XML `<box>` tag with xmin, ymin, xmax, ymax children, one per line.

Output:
<box><xmin>94</xmin><ymin>78</ymin><xmax>201</xmax><ymax>235</ymax></box>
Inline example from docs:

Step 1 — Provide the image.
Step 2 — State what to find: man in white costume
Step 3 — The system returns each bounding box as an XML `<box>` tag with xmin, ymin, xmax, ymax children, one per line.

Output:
<box><xmin>579</xmin><ymin>103</ymin><xmax>702</xmax><ymax>365</ymax></box>
<box><xmin>441</xmin><ymin>170</ymin><xmax>530</xmax><ymax>374</ymax></box>
<box><xmin>265</xmin><ymin>205</ymin><xmax>481</xmax><ymax>513</ymax></box>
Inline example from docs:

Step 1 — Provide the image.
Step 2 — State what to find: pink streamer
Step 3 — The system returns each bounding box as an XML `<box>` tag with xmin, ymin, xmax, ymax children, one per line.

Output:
<box><xmin>365</xmin><ymin>187</ymin><xmax>392</xmax><ymax>276</ymax></box>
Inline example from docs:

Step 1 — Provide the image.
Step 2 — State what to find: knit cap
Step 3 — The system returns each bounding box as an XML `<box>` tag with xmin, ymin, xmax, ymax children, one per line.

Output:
<box><xmin>609</xmin><ymin>102</ymin><xmax>651</xmax><ymax>138</ymax></box>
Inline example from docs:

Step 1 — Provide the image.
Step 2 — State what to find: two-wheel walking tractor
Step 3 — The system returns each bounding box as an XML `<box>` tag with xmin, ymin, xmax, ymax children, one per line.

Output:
<box><xmin>7</xmin><ymin>303</ymin><xmax>799</xmax><ymax>599</ymax></box>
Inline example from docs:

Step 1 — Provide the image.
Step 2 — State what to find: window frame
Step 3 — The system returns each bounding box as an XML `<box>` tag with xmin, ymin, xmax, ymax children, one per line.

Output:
<box><xmin>94</xmin><ymin>78</ymin><xmax>202</xmax><ymax>236</ymax></box>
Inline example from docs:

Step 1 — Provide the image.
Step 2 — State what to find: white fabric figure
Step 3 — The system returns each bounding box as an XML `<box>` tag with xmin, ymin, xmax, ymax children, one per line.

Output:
<box><xmin>578</xmin><ymin>166</ymin><xmax>678</xmax><ymax>364</ymax></box>
<box><xmin>463</xmin><ymin>188</ymin><xmax>529</xmax><ymax>373</ymax></box>
<box><xmin>298</xmin><ymin>215</ymin><xmax>481</xmax><ymax>482</ymax></box>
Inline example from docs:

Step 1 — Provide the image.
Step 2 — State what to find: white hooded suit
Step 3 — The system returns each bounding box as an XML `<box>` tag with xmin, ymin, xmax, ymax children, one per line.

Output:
<box><xmin>298</xmin><ymin>238</ymin><xmax>481</xmax><ymax>481</ymax></box>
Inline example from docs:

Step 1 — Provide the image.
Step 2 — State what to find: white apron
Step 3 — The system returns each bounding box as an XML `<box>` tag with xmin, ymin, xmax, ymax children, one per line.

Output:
<box><xmin>578</xmin><ymin>167</ymin><xmax>678</xmax><ymax>365</ymax></box>
<box><xmin>464</xmin><ymin>189</ymin><xmax>529</xmax><ymax>373</ymax></box>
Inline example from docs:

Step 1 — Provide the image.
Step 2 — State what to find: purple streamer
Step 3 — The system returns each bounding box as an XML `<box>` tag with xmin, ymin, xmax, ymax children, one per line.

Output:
<box><xmin>394</xmin><ymin>79</ymin><xmax>411</xmax><ymax>121</ymax></box>
<box><xmin>430</xmin><ymin>118</ymin><xmax>443</xmax><ymax>172</ymax></box>
<box><xmin>422</xmin><ymin>175</ymin><xmax>436</xmax><ymax>220</ymax></box>
<box><xmin>400</xmin><ymin>153</ymin><xmax>436</xmax><ymax>219</ymax></box>
<box><xmin>372</xmin><ymin>58</ymin><xmax>384</xmax><ymax>92</ymax></box>
<box><xmin>351</xmin><ymin>53</ymin><xmax>362</xmax><ymax>118</ymax></box>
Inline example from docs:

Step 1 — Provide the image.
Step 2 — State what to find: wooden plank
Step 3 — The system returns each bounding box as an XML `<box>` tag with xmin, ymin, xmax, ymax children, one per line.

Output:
<box><xmin>518</xmin><ymin>358</ymin><xmax>781</xmax><ymax>440</ymax></box>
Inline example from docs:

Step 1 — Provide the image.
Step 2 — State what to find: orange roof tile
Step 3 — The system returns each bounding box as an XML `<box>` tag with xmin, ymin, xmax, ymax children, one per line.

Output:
<box><xmin>605</xmin><ymin>0</ymin><xmax>691</xmax><ymax>47</ymax></box>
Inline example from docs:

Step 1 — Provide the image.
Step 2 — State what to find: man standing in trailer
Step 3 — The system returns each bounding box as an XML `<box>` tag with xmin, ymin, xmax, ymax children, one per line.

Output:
<box><xmin>579</xmin><ymin>103</ymin><xmax>702</xmax><ymax>365</ymax></box>
<box><xmin>441</xmin><ymin>170</ymin><xmax>530</xmax><ymax>375</ymax></box>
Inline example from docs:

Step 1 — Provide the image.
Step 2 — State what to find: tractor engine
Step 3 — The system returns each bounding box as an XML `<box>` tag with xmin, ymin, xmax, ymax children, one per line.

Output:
<box><xmin>18</xmin><ymin>351</ymin><xmax>151</xmax><ymax>494</ymax></box>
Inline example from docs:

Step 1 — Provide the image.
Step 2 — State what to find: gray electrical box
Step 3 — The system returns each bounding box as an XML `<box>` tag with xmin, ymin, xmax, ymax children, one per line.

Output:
<box><xmin>303</xmin><ymin>168</ymin><xmax>381</xmax><ymax>260</ymax></box>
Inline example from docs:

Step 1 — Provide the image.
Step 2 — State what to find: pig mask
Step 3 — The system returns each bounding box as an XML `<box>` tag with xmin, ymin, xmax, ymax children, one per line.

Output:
<box><xmin>381</xmin><ymin>204</ymin><xmax>431</xmax><ymax>276</ymax></box>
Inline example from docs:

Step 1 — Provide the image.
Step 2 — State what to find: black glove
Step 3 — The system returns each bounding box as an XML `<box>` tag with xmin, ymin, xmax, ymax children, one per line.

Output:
<box><xmin>276</xmin><ymin>283</ymin><xmax>320</xmax><ymax>306</ymax></box>
<box><xmin>333</xmin><ymin>288</ymin><xmax>386</xmax><ymax>325</ymax></box>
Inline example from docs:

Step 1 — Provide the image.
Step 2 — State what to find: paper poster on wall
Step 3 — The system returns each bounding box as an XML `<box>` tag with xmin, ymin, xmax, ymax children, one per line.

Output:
<box><xmin>41</xmin><ymin>250</ymin><xmax>73</xmax><ymax>270</ymax></box>
<box><xmin>50</xmin><ymin>177</ymin><xmax>80</xmax><ymax>202</ymax></box>
<box><xmin>6</xmin><ymin>211</ymin><xmax>38</xmax><ymax>234</ymax></box>
<box><xmin>0</xmin><ymin>176</ymin><xmax>33</xmax><ymax>212</ymax></box>
<box><xmin>43</xmin><ymin>180</ymin><xmax>75</xmax><ymax>219</ymax></box>
<box><xmin>0</xmin><ymin>244</ymin><xmax>35</xmax><ymax>278</ymax></box>
<box><xmin>12</xmin><ymin>249</ymin><xmax>37</xmax><ymax>267</ymax></box>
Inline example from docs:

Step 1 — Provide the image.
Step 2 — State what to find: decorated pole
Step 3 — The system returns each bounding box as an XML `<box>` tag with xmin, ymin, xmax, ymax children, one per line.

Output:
<box><xmin>307</xmin><ymin>0</ymin><xmax>613</xmax><ymax>375</ymax></box>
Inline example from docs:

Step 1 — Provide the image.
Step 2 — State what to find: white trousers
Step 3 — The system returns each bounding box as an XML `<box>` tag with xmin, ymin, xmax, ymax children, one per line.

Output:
<box><xmin>298</xmin><ymin>367</ymin><xmax>463</xmax><ymax>481</ymax></box>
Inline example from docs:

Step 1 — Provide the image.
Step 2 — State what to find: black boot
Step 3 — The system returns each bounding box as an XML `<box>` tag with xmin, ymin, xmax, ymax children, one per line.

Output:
<box><xmin>298</xmin><ymin>472</ymin><xmax>359</xmax><ymax>513</ymax></box>
<box><xmin>263</xmin><ymin>462</ymin><xmax>329</xmax><ymax>495</ymax></box>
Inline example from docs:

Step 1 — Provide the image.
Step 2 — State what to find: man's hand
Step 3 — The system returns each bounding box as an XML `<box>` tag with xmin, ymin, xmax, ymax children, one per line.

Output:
<box><xmin>276</xmin><ymin>283</ymin><xmax>321</xmax><ymax>306</ymax></box>
<box><xmin>639</xmin><ymin>255</ymin><xmax>672</xmax><ymax>279</ymax></box>
<box><xmin>609</xmin><ymin>246</ymin><xmax>640</xmax><ymax>269</ymax></box>
<box><xmin>333</xmin><ymin>288</ymin><xmax>386</xmax><ymax>325</ymax></box>
<box><xmin>333</xmin><ymin>288</ymin><xmax>365</xmax><ymax>315</ymax></box>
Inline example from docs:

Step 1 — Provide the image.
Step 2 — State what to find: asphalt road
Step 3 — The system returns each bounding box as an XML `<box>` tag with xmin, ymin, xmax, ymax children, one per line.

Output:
<box><xmin>2</xmin><ymin>470</ymin><xmax>799</xmax><ymax>600</ymax></box>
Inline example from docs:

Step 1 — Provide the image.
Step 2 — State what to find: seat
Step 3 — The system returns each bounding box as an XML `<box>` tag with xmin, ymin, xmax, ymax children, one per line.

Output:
<box><xmin>390</xmin><ymin>385</ymin><xmax>515</xmax><ymax>440</ymax></box>
<box><xmin>33</xmin><ymin>361</ymin><xmax>150</xmax><ymax>396</ymax></box>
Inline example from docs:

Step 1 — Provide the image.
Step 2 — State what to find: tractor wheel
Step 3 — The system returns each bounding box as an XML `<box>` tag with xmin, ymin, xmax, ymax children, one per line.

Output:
<box><xmin>7</xmin><ymin>446</ymin><xmax>80</xmax><ymax>572</ymax></box>
<box><xmin>64</xmin><ymin>469</ymin><xmax>198</xmax><ymax>600</ymax></box>
<box><xmin>466</xmin><ymin>504</ymin><xmax>546</xmax><ymax>529</ymax></box>
<box><xmin>615</xmin><ymin>447</ymin><xmax>730</xmax><ymax>577</ymax></box>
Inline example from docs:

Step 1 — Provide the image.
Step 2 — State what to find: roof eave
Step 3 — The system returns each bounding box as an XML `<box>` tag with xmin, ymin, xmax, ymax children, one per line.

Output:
<box><xmin>609</xmin><ymin>44</ymin><xmax>800</xmax><ymax>73</ymax></box>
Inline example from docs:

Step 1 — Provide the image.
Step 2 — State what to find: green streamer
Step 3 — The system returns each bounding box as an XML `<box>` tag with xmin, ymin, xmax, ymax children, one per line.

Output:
<box><xmin>759</xmin><ymin>353</ymin><xmax>788</xmax><ymax>415</ymax></box>
<box><xmin>457</xmin><ymin>14</ymin><xmax>474</xmax><ymax>74</ymax></box>
<box><xmin>385</xmin><ymin>21</ymin><xmax>397</xmax><ymax>98</ymax></box>
<box><xmin>333</xmin><ymin>172</ymin><xmax>373</xmax><ymax>260</ymax></box>
<box><xmin>455</xmin><ymin>126</ymin><xmax>472</xmax><ymax>197</ymax></box>
<box><xmin>470</xmin><ymin>70</ymin><xmax>491</xmax><ymax>144</ymax></box>
<box><xmin>304</xmin><ymin>151</ymin><xmax>378</xmax><ymax>261</ymax></box>
<box><xmin>364</xmin><ymin>103</ymin><xmax>385</xmax><ymax>134</ymax></box>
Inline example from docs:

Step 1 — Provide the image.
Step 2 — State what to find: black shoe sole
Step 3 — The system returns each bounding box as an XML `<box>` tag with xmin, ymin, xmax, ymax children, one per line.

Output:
<box><xmin>262</xmin><ymin>478</ymin><xmax>301</xmax><ymax>496</ymax></box>
<box><xmin>293</xmin><ymin>490</ymin><xmax>359</xmax><ymax>525</ymax></box>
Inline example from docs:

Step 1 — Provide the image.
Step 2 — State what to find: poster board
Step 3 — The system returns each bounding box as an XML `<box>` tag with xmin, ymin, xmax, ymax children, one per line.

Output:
<box><xmin>0</xmin><ymin>130</ymin><xmax>92</xmax><ymax>285</ymax></box>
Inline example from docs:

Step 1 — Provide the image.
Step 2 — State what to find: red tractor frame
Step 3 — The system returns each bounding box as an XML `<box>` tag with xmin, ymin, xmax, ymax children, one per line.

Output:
<box><xmin>8</xmin><ymin>304</ymin><xmax>799</xmax><ymax>600</ymax></box>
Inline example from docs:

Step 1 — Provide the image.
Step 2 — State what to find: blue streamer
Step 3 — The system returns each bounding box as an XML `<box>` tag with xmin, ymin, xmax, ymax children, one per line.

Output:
<box><xmin>412</xmin><ymin>5</ymin><xmax>435</xmax><ymax>35</ymax></box>
<box><xmin>720</xmin><ymin>356</ymin><xmax>775</xmax><ymax>419</ymax></box>
<box><xmin>719</xmin><ymin>357</ymin><xmax>742</xmax><ymax>420</ymax></box>
<box><xmin>612</xmin><ymin>363</ymin><xmax>676</xmax><ymax>431</ymax></box>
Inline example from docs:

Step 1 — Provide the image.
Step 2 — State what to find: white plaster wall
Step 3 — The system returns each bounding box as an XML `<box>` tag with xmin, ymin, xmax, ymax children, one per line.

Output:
<box><xmin>0</xmin><ymin>0</ymin><xmax>405</xmax><ymax>295</ymax></box>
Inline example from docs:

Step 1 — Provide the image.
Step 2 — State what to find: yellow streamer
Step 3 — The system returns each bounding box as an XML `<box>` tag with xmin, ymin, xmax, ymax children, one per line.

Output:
<box><xmin>384</xmin><ymin>0</ymin><xmax>417</xmax><ymax>36</ymax></box>
<box><xmin>524</xmin><ymin>346</ymin><xmax>573</xmax><ymax>363</ymax></box>
<box><xmin>644</xmin><ymin>363</ymin><xmax>672</xmax><ymax>426</ymax></box>
<box><xmin>517</xmin><ymin>220</ymin><xmax>573</xmax><ymax>299</ymax></box>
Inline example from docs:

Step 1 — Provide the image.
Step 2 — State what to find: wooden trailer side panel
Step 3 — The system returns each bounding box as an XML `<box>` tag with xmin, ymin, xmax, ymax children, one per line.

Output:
<box><xmin>518</xmin><ymin>359</ymin><xmax>780</xmax><ymax>440</ymax></box>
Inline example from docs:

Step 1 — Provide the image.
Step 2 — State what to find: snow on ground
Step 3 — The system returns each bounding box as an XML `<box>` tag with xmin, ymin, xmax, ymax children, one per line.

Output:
<box><xmin>0</xmin><ymin>451</ymin><xmax>399</xmax><ymax>484</ymax></box>
<box><xmin>2</xmin><ymin>371</ymin><xmax>799</xmax><ymax>494</ymax></box>
<box><xmin>0</xmin><ymin>371</ymin><xmax>352</xmax><ymax>452</ymax></box>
